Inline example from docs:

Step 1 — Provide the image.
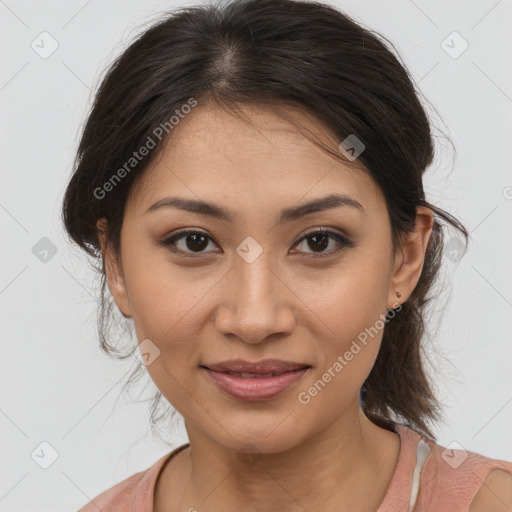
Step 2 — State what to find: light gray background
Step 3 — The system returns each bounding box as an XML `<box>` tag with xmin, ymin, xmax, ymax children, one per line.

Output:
<box><xmin>1</xmin><ymin>0</ymin><xmax>511</xmax><ymax>510</ymax></box>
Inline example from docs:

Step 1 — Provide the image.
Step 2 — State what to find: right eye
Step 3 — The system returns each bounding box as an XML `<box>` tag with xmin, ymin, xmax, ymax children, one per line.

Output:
<box><xmin>160</xmin><ymin>229</ymin><xmax>221</xmax><ymax>257</ymax></box>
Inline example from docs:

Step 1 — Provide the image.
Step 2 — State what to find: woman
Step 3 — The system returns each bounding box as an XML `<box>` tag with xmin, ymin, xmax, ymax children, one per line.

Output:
<box><xmin>62</xmin><ymin>0</ymin><xmax>512</xmax><ymax>510</ymax></box>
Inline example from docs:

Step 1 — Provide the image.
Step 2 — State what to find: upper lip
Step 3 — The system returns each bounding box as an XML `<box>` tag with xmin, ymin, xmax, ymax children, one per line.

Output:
<box><xmin>201</xmin><ymin>358</ymin><xmax>311</xmax><ymax>374</ymax></box>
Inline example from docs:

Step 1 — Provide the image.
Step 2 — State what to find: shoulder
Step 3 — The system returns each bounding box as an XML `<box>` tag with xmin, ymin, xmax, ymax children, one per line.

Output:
<box><xmin>469</xmin><ymin>469</ymin><xmax>512</xmax><ymax>512</ymax></box>
<box><xmin>76</xmin><ymin>445</ymin><xmax>189</xmax><ymax>511</ymax></box>
<box><xmin>76</xmin><ymin>453</ymin><xmax>170</xmax><ymax>512</ymax></box>
<box><xmin>76</xmin><ymin>470</ymin><xmax>146</xmax><ymax>511</ymax></box>
<box><xmin>398</xmin><ymin>426</ymin><xmax>512</xmax><ymax>510</ymax></box>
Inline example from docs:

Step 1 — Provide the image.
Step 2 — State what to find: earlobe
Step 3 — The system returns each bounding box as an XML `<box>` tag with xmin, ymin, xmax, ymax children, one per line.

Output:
<box><xmin>96</xmin><ymin>218</ymin><xmax>132</xmax><ymax>318</ymax></box>
<box><xmin>387</xmin><ymin>207</ymin><xmax>434</xmax><ymax>309</ymax></box>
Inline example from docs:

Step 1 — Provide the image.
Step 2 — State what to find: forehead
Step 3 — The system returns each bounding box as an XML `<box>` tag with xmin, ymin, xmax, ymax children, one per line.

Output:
<box><xmin>128</xmin><ymin>102</ymin><xmax>384</xmax><ymax>217</ymax></box>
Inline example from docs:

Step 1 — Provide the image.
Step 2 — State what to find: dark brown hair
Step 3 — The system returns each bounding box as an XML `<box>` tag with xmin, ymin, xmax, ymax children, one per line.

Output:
<box><xmin>61</xmin><ymin>0</ymin><xmax>468</xmax><ymax>442</ymax></box>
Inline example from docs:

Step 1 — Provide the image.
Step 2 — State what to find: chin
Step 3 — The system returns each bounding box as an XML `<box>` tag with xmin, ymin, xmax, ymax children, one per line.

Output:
<box><xmin>227</xmin><ymin>434</ymin><xmax>301</xmax><ymax>456</ymax></box>
<box><xmin>212</xmin><ymin>415</ymin><xmax>308</xmax><ymax>455</ymax></box>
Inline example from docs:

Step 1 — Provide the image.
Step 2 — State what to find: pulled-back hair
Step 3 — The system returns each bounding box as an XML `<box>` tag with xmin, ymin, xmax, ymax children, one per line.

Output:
<box><xmin>61</xmin><ymin>0</ymin><xmax>468</xmax><ymax>441</ymax></box>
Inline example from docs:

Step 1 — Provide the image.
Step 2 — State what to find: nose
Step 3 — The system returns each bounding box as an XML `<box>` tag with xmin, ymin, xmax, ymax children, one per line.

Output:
<box><xmin>214</xmin><ymin>254</ymin><xmax>296</xmax><ymax>344</ymax></box>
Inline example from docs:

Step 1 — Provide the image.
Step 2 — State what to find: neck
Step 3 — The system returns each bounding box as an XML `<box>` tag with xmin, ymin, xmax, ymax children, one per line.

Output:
<box><xmin>165</xmin><ymin>403</ymin><xmax>400</xmax><ymax>512</ymax></box>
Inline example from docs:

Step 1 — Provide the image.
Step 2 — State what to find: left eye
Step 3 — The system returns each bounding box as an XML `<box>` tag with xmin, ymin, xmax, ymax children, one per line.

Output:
<box><xmin>292</xmin><ymin>228</ymin><xmax>354</xmax><ymax>256</ymax></box>
<box><xmin>160</xmin><ymin>228</ymin><xmax>354</xmax><ymax>257</ymax></box>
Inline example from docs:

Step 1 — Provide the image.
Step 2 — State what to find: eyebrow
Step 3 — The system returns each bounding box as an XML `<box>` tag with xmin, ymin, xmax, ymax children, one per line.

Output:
<box><xmin>144</xmin><ymin>193</ymin><xmax>366</xmax><ymax>224</ymax></box>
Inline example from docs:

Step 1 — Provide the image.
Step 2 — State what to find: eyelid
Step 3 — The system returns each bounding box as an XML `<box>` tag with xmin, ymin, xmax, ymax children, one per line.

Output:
<box><xmin>293</xmin><ymin>226</ymin><xmax>350</xmax><ymax>244</ymax></box>
<box><xmin>160</xmin><ymin>228</ymin><xmax>220</xmax><ymax>257</ymax></box>
<box><xmin>291</xmin><ymin>227</ymin><xmax>355</xmax><ymax>256</ymax></box>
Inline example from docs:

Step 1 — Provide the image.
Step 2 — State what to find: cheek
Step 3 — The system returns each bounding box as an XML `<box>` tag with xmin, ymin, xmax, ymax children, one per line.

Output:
<box><xmin>303</xmin><ymin>257</ymin><xmax>390</xmax><ymax>339</ymax></box>
<box><xmin>123</xmin><ymin>257</ymin><xmax>208</xmax><ymax>410</ymax></box>
<box><xmin>120</xmin><ymin>257</ymin><xmax>215</xmax><ymax>410</ymax></box>
<box><xmin>301</xmin><ymin>258</ymin><xmax>390</xmax><ymax>390</ymax></box>
<box><xmin>123</xmin><ymin>245</ymin><xmax>213</xmax><ymax>343</ymax></box>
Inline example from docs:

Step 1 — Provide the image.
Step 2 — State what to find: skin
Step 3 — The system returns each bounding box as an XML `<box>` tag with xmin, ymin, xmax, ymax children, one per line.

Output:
<box><xmin>97</xmin><ymin>102</ymin><xmax>435</xmax><ymax>511</ymax></box>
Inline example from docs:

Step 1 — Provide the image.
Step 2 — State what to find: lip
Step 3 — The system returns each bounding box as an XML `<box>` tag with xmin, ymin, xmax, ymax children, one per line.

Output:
<box><xmin>200</xmin><ymin>359</ymin><xmax>311</xmax><ymax>401</ymax></box>
<box><xmin>202</xmin><ymin>358</ymin><xmax>311</xmax><ymax>374</ymax></box>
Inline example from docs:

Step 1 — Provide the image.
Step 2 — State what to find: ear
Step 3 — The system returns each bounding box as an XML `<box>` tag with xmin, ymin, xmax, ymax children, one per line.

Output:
<box><xmin>387</xmin><ymin>206</ymin><xmax>434</xmax><ymax>309</ymax></box>
<box><xmin>96</xmin><ymin>218</ymin><xmax>132</xmax><ymax>318</ymax></box>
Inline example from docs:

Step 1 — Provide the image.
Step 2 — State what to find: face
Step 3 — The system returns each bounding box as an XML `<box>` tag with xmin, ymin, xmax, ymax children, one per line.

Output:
<box><xmin>99</xmin><ymin>102</ymin><xmax>432</xmax><ymax>453</ymax></box>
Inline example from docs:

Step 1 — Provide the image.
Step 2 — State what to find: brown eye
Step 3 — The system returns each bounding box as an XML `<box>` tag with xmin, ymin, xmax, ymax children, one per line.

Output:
<box><xmin>305</xmin><ymin>232</ymin><xmax>330</xmax><ymax>252</ymax></box>
<box><xmin>160</xmin><ymin>230</ymin><xmax>219</xmax><ymax>256</ymax></box>
<box><xmin>292</xmin><ymin>229</ymin><xmax>354</xmax><ymax>257</ymax></box>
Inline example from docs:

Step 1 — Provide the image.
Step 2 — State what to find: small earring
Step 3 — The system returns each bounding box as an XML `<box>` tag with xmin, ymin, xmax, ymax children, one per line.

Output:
<box><xmin>395</xmin><ymin>290</ymin><xmax>401</xmax><ymax>298</ymax></box>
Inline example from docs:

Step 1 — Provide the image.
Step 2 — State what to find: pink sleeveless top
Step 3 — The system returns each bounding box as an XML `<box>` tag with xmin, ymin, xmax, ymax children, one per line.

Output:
<box><xmin>77</xmin><ymin>424</ymin><xmax>512</xmax><ymax>511</ymax></box>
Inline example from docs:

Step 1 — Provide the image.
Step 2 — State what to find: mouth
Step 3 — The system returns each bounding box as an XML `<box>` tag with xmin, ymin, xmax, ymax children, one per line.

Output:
<box><xmin>208</xmin><ymin>370</ymin><xmax>304</xmax><ymax>378</ymax></box>
<box><xmin>199</xmin><ymin>359</ymin><xmax>312</xmax><ymax>401</ymax></box>
<box><xmin>200</xmin><ymin>358</ymin><xmax>311</xmax><ymax>375</ymax></box>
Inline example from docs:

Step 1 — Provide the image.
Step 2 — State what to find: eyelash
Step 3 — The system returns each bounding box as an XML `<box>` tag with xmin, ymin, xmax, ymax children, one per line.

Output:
<box><xmin>160</xmin><ymin>228</ymin><xmax>355</xmax><ymax>258</ymax></box>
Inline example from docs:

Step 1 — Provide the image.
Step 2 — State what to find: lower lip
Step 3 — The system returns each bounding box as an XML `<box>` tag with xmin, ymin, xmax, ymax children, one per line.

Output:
<box><xmin>202</xmin><ymin>367</ymin><xmax>310</xmax><ymax>401</ymax></box>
